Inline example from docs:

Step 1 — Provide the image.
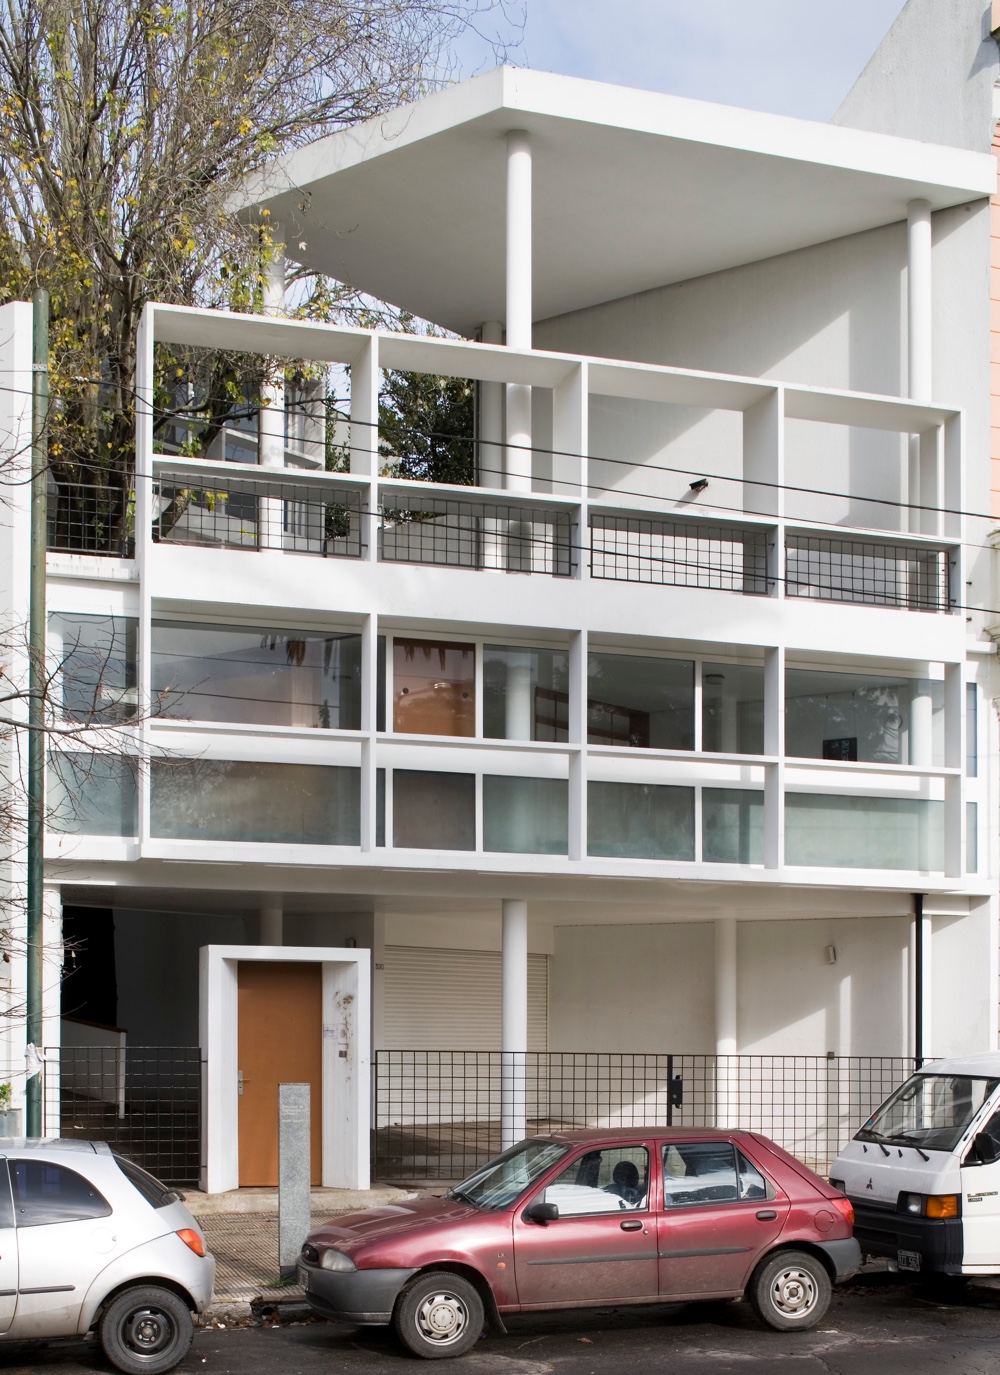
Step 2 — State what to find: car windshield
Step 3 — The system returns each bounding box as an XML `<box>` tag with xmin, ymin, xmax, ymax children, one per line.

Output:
<box><xmin>447</xmin><ymin>1140</ymin><xmax>569</xmax><ymax>1210</ymax></box>
<box><xmin>857</xmin><ymin>1073</ymin><xmax>999</xmax><ymax>1152</ymax></box>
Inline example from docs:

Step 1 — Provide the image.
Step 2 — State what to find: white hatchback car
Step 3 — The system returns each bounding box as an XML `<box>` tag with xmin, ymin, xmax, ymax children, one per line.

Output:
<box><xmin>0</xmin><ymin>1138</ymin><xmax>214</xmax><ymax>1373</ymax></box>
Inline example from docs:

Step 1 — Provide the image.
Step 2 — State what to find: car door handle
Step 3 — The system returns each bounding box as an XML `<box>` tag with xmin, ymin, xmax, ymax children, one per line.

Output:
<box><xmin>620</xmin><ymin>1219</ymin><xmax>643</xmax><ymax>1231</ymax></box>
<box><xmin>756</xmin><ymin>1210</ymin><xmax>778</xmax><ymax>1221</ymax></box>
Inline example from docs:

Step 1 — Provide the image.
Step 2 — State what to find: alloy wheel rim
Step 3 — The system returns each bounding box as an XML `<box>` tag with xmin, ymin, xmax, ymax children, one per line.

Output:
<box><xmin>770</xmin><ymin>1267</ymin><xmax>817</xmax><ymax>1318</ymax></box>
<box><xmin>416</xmin><ymin>1291</ymin><xmax>468</xmax><ymax>1346</ymax></box>
<box><xmin>122</xmin><ymin>1307</ymin><xmax>174</xmax><ymax>1356</ymax></box>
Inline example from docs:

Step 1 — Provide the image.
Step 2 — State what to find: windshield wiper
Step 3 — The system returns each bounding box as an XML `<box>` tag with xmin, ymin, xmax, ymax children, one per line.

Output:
<box><xmin>889</xmin><ymin>1131</ymin><xmax>931</xmax><ymax>1162</ymax></box>
<box><xmin>445</xmin><ymin>1186</ymin><xmax>479</xmax><ymax>1207</ymax></box>
<box><xmin>859</xmin><ymin>1128</ymin><xmax>891</xmax><ymax>1156</ymax></box>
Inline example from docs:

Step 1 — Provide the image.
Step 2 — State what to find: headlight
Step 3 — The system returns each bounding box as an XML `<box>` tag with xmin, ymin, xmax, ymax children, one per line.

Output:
<box><xmin>898</xmin><ymin>1192</ymin><xmax>959</xmax><ymax>1218</ymax></box>
<box><xmin>829</xmin><ymin>1178</ymin><xmax>846</xmax><ymax>1193</ymax></box>
<box><xmin>320</xmin><ymin>1248</ymin><xmax>357</xmax><ymax>1272</ymax></box>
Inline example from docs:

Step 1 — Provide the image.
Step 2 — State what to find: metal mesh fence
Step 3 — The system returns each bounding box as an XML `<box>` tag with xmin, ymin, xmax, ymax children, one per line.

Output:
<box><xmin>47</xmin><ymin>478</ymin><xmax>133</xmax><ymax>557</ymax></box>
<box><xmin>372</xmin><ymin>1051</ymin><xmax>914</xmax><ymax>1182</ymax></box>
<box><xmin>44</xmin><ymin>1046</ymin><xmax>202</xmax><ymax>1187</ymax></box>
<box><xmin>152</xmin><ymin>471</ymin><xmax>364</xmax><ymax>558</ymax></box>
<box><xmin>590</xmin><ymin>515</ymin><xmax>769</xmax><ymax>593</ymax></box>
<box><xmin>379</xmin><ymin>495</ymin><xmax>573</xmax><ymax>575</ymax></box>
<box><xmin>785</xmin><ymin>535</ymin><xmax>951</xmax><ymax>611</ymax></box>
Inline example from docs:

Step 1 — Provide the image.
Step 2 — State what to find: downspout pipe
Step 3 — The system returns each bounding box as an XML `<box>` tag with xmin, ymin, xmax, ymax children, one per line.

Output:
<box><xmin>913</xmin><ymin>892</ymin><xmax>924</xmax><ymax>1068</ymax></box>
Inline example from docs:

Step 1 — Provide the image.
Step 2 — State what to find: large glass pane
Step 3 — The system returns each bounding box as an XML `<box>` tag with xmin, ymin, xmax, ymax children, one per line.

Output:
<box><xmin>483</xmin><ymin>776</ymin><xmax>568</xmax><ymax>854</ymax></box>
<box><xmin>702</xmin><ymin>663</ymin><xmax>764</xmax><ymax>754</ymax></box>
<box><xmin>393</xmin><ymin>639</ymin><xmax>475</xmax><ymax>737</ymax></box>
<box><xmin>483</xmin><ymin>646</ymin><xmax>570</xmax><ymax>741</ymax></box>
<box><xmin>151</xmin><ymin>622</ymin><xmax>362</xmax><ymax>728</ymax></box>
<box><xmin>393</xmin><ymin>771</ymin><xmax>475</xmax><ymax>849</ymax></box>
<box><xmin>967</xmin><ymin>683</ymin><xmax>978</xmax><ymax>777</ymax></box>
<box><xmin>150</xmin><ymin>760</ymin><xmax>359</xmax><ymax>844</ymax></box>
<box><xmin>587</xmin><ymin>653</ymin><xmax>693</xmax><ymax>749</ymax></box>
<box><xmin>47</xmin><ymin>754</ymin><xmax>137</xmax><ymax>836</ymax></box>
<box><xmin>702</xmin><ymin>788</ymin><xmax>763</xmax><ymax>864</ymax></box>
<box><xmin>785</xmin><ymin>794</ymin><xmax>943</xmax><ymax>870</ymax></box>
<box><xmin>49</xmin><ymin>614</ymin><xmax>137</xmax><ymax>723</ymax></box>
<box><xmin>967</xmin><ymin>801</ymin><xmax>978</xmax><ymax>874</ymax></box>
<box><xmin>588</xmin><ymin>781</ymin><xmax>694</xmax><ymax>860</ymax></box>
<box><xmin>785</xmin><ymin>668</ymin><xmax>943</xmax><ymax>765</ymax></box>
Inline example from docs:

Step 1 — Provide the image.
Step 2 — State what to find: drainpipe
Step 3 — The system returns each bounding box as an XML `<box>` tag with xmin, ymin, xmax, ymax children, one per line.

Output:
<box><xmin>913</xmin><ymin>892</ymin><xmax>924</xmax><ymax>1067</ymax></box>
<box><xmin>26</xmin><ymin>288</ymin><xmax>49</xmax><ymax>1137</ymax></box>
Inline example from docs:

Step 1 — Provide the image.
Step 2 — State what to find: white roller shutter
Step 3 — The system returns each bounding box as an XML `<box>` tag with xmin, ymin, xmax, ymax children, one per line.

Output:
<box><xmin>384</xmin><ymin>946</ymin><xmax>547</xmax><ymax>1050</ymax></box>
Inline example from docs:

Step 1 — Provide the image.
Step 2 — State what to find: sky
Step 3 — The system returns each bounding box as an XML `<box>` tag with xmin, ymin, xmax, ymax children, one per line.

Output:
<box><xmin>454</xmin><ymin>0</ymin><xmax>909</xmax><ymax>122</ymax></box>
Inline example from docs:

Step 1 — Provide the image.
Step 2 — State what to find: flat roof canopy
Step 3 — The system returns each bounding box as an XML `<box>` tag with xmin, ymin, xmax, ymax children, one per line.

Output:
<box><xmin>234</xmin><ymin>67</ymin><xmax>995</xmax><ymax>336</ymax></box>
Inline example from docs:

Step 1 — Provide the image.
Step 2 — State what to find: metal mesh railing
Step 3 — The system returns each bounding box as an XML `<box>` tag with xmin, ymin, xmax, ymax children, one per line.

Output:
<box><xmin>44</xmin><ymin>1046</ymin><xmax>202</xmax><ymax>1187</ymax></box>
<box><xmin>785</xmin><ymin>535</ymin><xmax>951</xmax><ymax>611</ymax></box>
<box><xmin>379</xmin><ymin>495</ymin><xmax>573</xmax><ymax>575</ymax></box>
<box><xmin>590</xmin><ymin>515</ymin><xmax>769</xmax><ymax>593</ymax></box>
<box><xmin>372</xmin><ymin>1051</ymin><xmax>915</xmax><ymax>1182</ymax></box>
<box><xmin>152</xmin><ymin>471</ymin><xmax>364</xmax><ymax>558</ymax></box>
<box><xmin>47</xmin><ymin>479</ymin><xmax>133</xmax><ymax>557</ymax></box>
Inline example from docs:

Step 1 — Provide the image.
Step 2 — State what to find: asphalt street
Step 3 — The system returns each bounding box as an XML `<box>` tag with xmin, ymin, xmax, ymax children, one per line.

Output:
<box><xmin>3</xmin><ymin>1273</ymin><xmax>1000</xmax><ymax>1374</ymax></box>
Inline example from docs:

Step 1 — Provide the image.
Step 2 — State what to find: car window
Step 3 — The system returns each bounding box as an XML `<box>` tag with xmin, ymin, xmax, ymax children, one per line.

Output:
<box><xmin>542</xmin><ymin>1146</ymin><xmax>649</xmax><ymax>1214</ymax></box>
<box><xmin>662</xmin><ymin>1142</ymin><xmax>741</xmax><ymax>1208</ymax></box>
<box><xmin>11</xmin><ymin>1159</ymin><xmax>112</xmax><ymax>1227</ymax></box>
<box><xmin>737</xmin><ymin>1150</ymin><xmax>773</xmax><ymax>1201</ymax></box>
<box><xmin>114</xmin><ymin>1154</ymin><xmax>176</xmax><ymax>1208</ymax></box>
<box><xmin>0</xmin><ymin>1162</ymin><xmax>14</xmax><ymax>1229</ymax></box>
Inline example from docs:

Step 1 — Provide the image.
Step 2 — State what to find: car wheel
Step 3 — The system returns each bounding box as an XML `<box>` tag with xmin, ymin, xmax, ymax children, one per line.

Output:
<box><xmin>98</xmin><ymin>1285</ymin><xmax>194</xmax><ymax>1375</ymax></box>
<box><xmin>393</xmin><ymin>1272</ymin><xmax>485</xmax><ymax>1359</ymax></box>
<box><xmin>748</xmin><ymin>1250</ymin><xmax>831</xmax><ymax>1331</ymax></box>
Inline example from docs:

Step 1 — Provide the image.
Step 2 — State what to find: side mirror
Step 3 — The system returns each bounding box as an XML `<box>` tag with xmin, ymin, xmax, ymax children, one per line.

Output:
<box><xmin>973</xmin><ymin>1132</ymin><xmax>999</xmax><ymax>1165</ymax></box>
<box><xmin>525</xmin><ymin>1201</ymin><xmax>560</xmax><ymax>1225</ymax></box>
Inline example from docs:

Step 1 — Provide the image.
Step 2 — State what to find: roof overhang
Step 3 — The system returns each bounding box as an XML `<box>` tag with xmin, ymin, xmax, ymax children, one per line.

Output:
<box><xmin>233</xmin><ymin>66</ymin><xmax>996</xmax><ymax>336</ymax></box>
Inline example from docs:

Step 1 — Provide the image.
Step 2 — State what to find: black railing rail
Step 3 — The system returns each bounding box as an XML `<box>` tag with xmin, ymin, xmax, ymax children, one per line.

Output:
<box><xmin>47</xmin><ymin>478</ymin><xmax>133</xmax><ymax>557</ymax></box>
<box><xmin>372</xmin><ymin>1050</ymin><xmax>915</xmax><ymax>1182</ymax></box>
<box><xmin>44</xmin><ymin>1045</ymin><xmax>202</xmax><ymax>1188</ymax></box>
<box><xmin>590</xmin><ymin>513</ymin><xmax>770</xmax><ymax>594</ymax></box>
<box><xmin>378</xmin><ymin>494</ymin><xmax>574</xmax><ymax>576</ymax></box>
<box><xmin>785</xmin><ymin>534</ymin><xmax>952</xmax><ymax>612</ymax></box>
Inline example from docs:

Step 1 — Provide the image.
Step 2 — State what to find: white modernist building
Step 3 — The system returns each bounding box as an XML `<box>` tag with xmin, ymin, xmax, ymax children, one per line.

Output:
<box><xmin>0</xmin><ymin>0</ymin><xmax>998</xmax><ymax>1190</ymax></box>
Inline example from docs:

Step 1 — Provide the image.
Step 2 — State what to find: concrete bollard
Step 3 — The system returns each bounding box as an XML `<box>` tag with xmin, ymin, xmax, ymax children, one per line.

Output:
<box><xmin>278</xmin><ymin>1082</ymin><xmax>311</xmax><ymax>1279</ymax></box>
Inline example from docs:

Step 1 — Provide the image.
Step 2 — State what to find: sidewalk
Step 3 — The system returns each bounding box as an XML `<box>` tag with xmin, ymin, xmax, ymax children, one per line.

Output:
<box><xmin>186</xmin><ymin>1186</ymin><xmax>422</xmax><ymax>1319</ymax></box>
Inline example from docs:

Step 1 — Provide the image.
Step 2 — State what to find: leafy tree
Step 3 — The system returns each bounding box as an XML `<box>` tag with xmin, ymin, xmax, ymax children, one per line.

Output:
<box><xmin>379</xmin><ymin>360</ymin><xmax>476</xmax><ymax>485</ymax></box>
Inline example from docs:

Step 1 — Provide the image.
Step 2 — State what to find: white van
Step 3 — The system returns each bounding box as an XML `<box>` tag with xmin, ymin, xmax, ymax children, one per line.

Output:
<box><xmin>830</xmin><ymin>1053</ymin><xmax>1000</xmax><ymax>1276</ymax></box>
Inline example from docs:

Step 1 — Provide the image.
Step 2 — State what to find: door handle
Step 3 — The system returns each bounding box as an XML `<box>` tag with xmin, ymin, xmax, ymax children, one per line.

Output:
<box><xmin>756</xmin><ymin>1210</ymin><xmax>778</xmax><ymax>1221</ymax></box>
<box><xmin>620</xmin><ymin>1219</ymin><xmax>643</xmax><ymax>1231</ymax></box>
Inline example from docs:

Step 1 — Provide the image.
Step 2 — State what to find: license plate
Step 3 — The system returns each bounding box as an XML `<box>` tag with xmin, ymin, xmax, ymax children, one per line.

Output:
<box><xmin>897</xmin><ymin>1249</ymin><xmax>921</xmax><ymax>1272</ymax></box>
<box><xmin>297</xmin><ymin>1265</ymin><xmax>309</xmax><ymax>1290</ymax></box>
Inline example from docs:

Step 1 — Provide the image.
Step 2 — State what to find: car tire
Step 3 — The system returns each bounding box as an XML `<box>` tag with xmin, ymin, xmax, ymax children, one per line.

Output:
<box><xmin>393</xmin><ymin>1272</ymin><xmax>485</xmax><ymax>1359</ymax></box>
<box><xmin>98</xmin><ymin>1285</ymin><xmax>194</xmax><ymax>1375</ymax></box>
<box><xmin>748</xmin><ymin>1250</ymin><xmax>831</xmax><ymax>1331</ymax></box>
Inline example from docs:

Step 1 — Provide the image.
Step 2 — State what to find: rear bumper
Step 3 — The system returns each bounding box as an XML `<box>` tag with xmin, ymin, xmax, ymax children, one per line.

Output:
<box><xmin>813</xmin><ymin>1237</ymin><xmax>862</xmax><ymax>1283</ymax></box>
<box><xmin>850</xmin><ymin>1199</ymin><xmax>963</xmax><ymax>1274</ymax></box>
<box><xmin>298</xmin><ymin>1264</ymin><xmax>417</xmax><ymax>1325</ymax></box>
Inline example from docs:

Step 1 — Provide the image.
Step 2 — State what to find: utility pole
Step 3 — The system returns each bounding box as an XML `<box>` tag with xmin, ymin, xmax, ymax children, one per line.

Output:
<box><xmin>26</xmin><ymin>288</ymin><xmax>49</xmax><ymax>1137</ymax></box>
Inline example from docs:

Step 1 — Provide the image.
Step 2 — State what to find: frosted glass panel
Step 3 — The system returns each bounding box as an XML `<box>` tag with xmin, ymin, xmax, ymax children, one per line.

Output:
<box><xmin>152</xmin><ymin>622</ymin><xmax>362</xmax><ymax>728</ymax></box>
<box><xmin>483</xmin><ymin>646</ymin><xmax>570</xmax><ymax>742</ymax></box>
<box><xmin>968</xmin><ymin>801</ymin><xmax>978</xmax><ymax>874</ymax></box>
<box><xmin>785</xmin><ymin>794</ymin><xmax>943</xmax><ymax>870</ymax></box>
<box><xmin>150</xmin><ymin>761</ymin><xmax>359</xmax><ymax>844</ymax></box>
<box><xmin>48</xmin><ymin>754</ymin><xmax>137</xmax><ymax>836</ymax></box>
<box><xmin>785</xmin><ymin>668</ymin><xmax>943</xmax><ymax>765</ymax></box>
<box><xmin>588</xmin><ymin>653</ymin><xmax>693</xmax><ymax>748</ymax></box>
<box><xmin>49</xmin><ymin>614</ymin><xmax>137</xmax><ymax>723</ymax></box>
<box><xmin>483</xmin><ymin>776</ymin><xmax>568</xmax><ymax>854</ymax></box>
<box><xmin>393</xmin><ymin>771</ymin><xmax>475</xmax><ymax>850</ymax></box>
<box><xmin>588</xmin><ymin>781</ymin><xmax>694</xmax><ymax>860</ymax></box>
<box><xmin>702</xmin><ymin>663</ymin><xmax>764</xmax><ymax>754</ymax></box>
<box><xmin>702</xmin><ymin>789</ymin><xmax>764</xmax><ymax>864</ymax></box>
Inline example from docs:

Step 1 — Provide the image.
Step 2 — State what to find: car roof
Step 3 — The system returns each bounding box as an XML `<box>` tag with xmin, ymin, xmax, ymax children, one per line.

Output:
<box><xmin>0</xmin><ymin>1138</ymin><xmax>111</xmax><ymax>1155</ymax></box>
<box><xmin>917</xmin><ymin>1053</ymin><xmax>1000</xmax><ymax>1078</ymax></box>
<box><xmin>532</xmin><ymin>1127</ymin><xmax>752</xmax><ymax>1144</ymax></box>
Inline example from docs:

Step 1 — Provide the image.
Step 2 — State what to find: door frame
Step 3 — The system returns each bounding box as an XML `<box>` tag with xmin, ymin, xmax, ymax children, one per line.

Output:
<box><xmin>199</xmin><ymin>944</ymin><xmax>370</xmax><ymax>1194</ymax></box>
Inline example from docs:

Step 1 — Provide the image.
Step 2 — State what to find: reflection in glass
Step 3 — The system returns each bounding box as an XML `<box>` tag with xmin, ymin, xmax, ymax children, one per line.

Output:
<box><xmin>393</xmin><ymin>639</ymin><xmax>475</xmax><ymax>737</ymax></box>
<box><xmin>587</xmin><ymin>654</ymin><xmax>693</xmax><ymax>749</ymax></box>
<box><xmin>150</xmin><ymin>760</ymin><xmax>359</xmax><ymax>844</ymax></box>
<box><xmin>151</xmin><ymin>622</ymin><xmax>362</xmax><ymax>728</ymax></box>
<box><xmin>49</xmin><ymin>614</ymin><xmax>137</xmax><ymax>722</ymax></box>
<box><xmin>784</xmin><ymin>793</ymin><xmax>943</xmax><ymax>870</ymax></box>
<box><xmin>702</xmin><ymin>789</ymin><xmax>763</xmax><ymax>864</ymax></box>
<box><xmin>702</xmin><ymin>663</ymin><xmax>764</xmax><ymax>754</ymax></box>
<box><xmin>588</xmin><ymin>782</ymin><xmax>694</xmax><ymax>860</ymax></box>
<box><xmin>785</xmin><ymin>668</ymin><xmax>943</xmax><ymax>765</ymax></box>
<box><xmin>483</xmin><ymin>776</ymin><xmax>567</xmax><ymax>854</ymax></box>
<box><xmin>393</xmin><ymin>770</ymin><xmax>475</xmax><ymax>849</ymax></box>
<box><xmin>968</xmin><ymin>801</ymin><xmax>977</xmax><ymax>873</ymax></box>
<box><xmin>47</xmin><ymin>753</ymin><xmax>138</xmax><ymax>836</ymax></box>
<box><xmin>483</xmin><ymin>646</ymin><xmax>570</xmax><ymax>741</ymax></box>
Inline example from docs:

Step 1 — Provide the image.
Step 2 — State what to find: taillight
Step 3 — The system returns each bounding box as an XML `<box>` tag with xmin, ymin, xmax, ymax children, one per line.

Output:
<box><xmin>831</xmin><ymin>1196</ymin><xmax>854</xmax><ymax>1227</ymax></box>
<box><xmin>176</xmin><ymin>1228</ymin><xmax>206</xmax><ymax>1257</ymax></box>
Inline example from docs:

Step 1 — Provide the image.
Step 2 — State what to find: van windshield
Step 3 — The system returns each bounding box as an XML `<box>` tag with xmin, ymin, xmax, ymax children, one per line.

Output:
<box><xmin>857</xmin><ymin>1074</ymin><xmax>999</xmax><ymax>1152</ymax></box>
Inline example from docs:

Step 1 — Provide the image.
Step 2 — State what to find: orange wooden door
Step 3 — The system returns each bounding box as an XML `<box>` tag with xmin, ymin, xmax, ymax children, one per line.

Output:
<box><xmin>237</xmin><ymin>962</ymin><xmax>323</xmax><ymax>1186</ymax></box>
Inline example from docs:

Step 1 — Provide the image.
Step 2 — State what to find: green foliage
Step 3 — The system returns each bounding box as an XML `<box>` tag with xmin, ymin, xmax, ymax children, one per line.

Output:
<box><xmin>379</xmin><ymin>368</ymin><xmax>475</xmax><ymax>485</ymax></box>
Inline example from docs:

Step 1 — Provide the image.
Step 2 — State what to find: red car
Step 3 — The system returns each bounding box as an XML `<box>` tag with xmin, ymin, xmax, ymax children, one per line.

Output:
<box><xmin>298</xmin><ymin>1128</ymin><xmax>859</xmax><ymax>1359</ymax></box>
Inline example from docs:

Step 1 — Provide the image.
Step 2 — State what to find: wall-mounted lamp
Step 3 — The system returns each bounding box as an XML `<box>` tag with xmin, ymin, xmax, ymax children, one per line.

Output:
<box><xmin>823</xmin><ymin>944</ymin><xmax>837</xmax><ymax>966</ymax></box>
<box><xmin>689</xmin><ymin>477</ymin><xmax>709</xmax><ymax>493</ymax></box>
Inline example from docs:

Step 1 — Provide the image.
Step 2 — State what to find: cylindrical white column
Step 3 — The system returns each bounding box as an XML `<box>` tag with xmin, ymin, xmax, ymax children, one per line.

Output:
<box><xmin>504</xmin><ymin>652</ymin><xmax>533</xmax><ymax>740</ymax></box>
<box><xmin>479</xmin><ymin>321</ymin><xmax>504</xmax><ymax>488</ymax></box>
<box><xmin>714</xmin><ymin>916</ymin><xmax>738</xmax><ymax>1131</ymax></box>
<box><xmin>260</xmin><ymin>906</ymin><xmax>283</xmax><ymax>946</ymax></box>
<box><xmin>505</xmin><ymin>132</ymin><xmax>532</xmax><ymax>494</ymax></box>
<box><xmin>259</xmin><ymin>226</ymin><xmax>286</xmax><ymax>550</ymax></box>
<box><xmin>909</xmin><ymin>684</ymin><xmax>934</xmax><ymax>768</ymax></box>
<box><xmin>501</xmin><ymin>899</ymin><xmax>529</xmax><ymax>1149</ymax></box>
<box><xmin>907</xmin><ymin>200</ymin><xmax>932</xmax><ymax>403</ymax></box>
